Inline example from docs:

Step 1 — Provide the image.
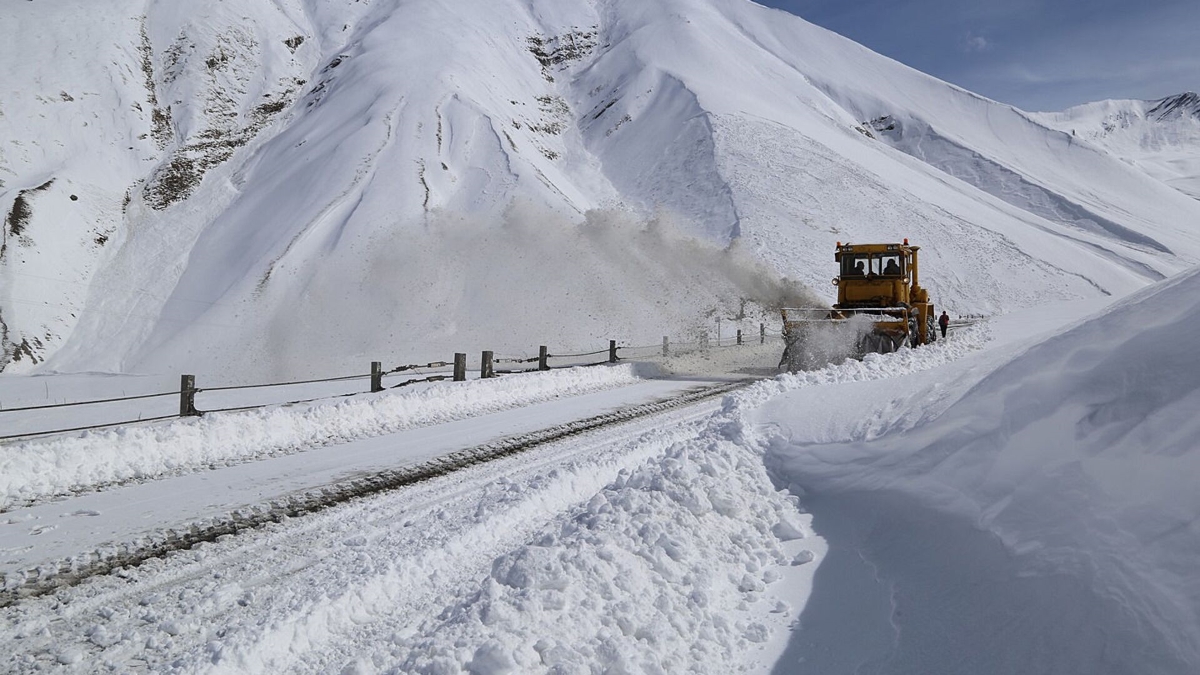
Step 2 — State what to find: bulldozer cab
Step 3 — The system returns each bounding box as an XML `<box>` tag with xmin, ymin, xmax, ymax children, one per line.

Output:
<box><xmin>834</xmin><ymin>242</ymin><xmax>920</xmax><ymax>308</ymax></box>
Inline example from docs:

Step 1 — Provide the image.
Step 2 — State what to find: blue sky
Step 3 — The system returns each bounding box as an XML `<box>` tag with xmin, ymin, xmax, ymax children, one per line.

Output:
<box><xmin>761</xmin><ymin>0</ymin><xmax>1200</xmax><ymax>111</ymax></box>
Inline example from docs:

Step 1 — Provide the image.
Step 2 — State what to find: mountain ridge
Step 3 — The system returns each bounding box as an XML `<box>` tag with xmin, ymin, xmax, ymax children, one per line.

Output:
<box><xmin>1149</xmin><ymin>91</ymin><xmax>1200</xmax><ymax>121</ymax></box>
<box><xmin>1032</xmin><ymin>90</ymin><xmax>1200</xmax><ymax>201</ymax></box>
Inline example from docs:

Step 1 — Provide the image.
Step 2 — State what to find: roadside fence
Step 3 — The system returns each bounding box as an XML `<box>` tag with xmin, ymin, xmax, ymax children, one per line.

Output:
<box><xmin>1</xmin><ymin>323</ymin><xmax>779</xmax><ymax>442</ymax></box>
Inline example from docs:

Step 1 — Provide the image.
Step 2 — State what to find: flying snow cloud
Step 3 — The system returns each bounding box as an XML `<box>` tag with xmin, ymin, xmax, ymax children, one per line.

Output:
<box><xmin>200</xmin><ymin>203</ymin><xmax>821</xmax><ymax>380</ymax></box>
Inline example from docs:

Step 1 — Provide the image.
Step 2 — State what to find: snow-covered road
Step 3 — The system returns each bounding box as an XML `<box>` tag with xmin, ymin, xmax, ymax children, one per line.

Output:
<box><xmin>2</xmin><ymin>367</ymin><xmax>810</xmax><ymax>673</ymax></box>
<box><xmin>1</xmin><ymin>370</ymin><xmax>743</xmax><ymax>586</ymax></box>
<box><xmin>1</xmin><ymin>314</ymin><xmax>997</xmax><ymax>670</ymax></box>
<box><xmin>2</xmin><ymin>318</ymin><xmax>997</xmax><ymax>674</ymax></box>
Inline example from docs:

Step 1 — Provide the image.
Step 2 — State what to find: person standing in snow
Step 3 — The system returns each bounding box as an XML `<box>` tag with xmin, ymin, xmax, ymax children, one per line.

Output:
<box><xmin>938</xmin><ymin>311</ymin><xmax>950</xmax><ymax>338</ymax></box>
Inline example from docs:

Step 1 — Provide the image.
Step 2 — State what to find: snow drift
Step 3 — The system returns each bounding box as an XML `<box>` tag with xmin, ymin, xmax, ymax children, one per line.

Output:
<box><xmin>767</xmin><ymin>267</ymin><xmax>1200</xmax><ymax>673</ymax></box>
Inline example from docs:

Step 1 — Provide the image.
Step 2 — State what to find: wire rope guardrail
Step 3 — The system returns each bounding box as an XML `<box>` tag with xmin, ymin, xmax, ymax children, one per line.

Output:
<box><xmin>0</xmin><ymin>322</ymin><xmax>791</xmax><ymax>442</ymax></box>
<box><xmin>0</xmin><ymin>343</ymin><xmax>613</xmax><ymax>442</ymax></box>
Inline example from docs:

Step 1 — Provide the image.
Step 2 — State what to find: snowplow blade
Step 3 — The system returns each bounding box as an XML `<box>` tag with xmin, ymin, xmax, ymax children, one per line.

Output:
<box><xmin>779</xmin><ymin>307</ymin><xmax>911</xmax><ymax>371</ymax></box>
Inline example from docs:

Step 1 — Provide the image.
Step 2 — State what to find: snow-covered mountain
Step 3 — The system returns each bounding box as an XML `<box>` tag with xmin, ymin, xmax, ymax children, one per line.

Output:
<box><xmin>1033</xmin><ymin>92</ymin><xmax>1200</xmax><ymax>200</ymax></box>
<box><xmin>3</xmin><ymin>0</ymin><xmax>1200</xmax><ymax>379</ymax></box>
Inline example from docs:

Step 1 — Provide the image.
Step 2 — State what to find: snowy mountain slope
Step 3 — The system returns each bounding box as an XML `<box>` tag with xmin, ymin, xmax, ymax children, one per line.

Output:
<box><xmin>1033</xmin><ymin>92</ymin><xmax>1200</xmax><ymax>200</ymax></box>
<box><xmin>0</xmin><ymin>0</ymin><xmax>318</xmax><ymax>373</ymax></box>
<box><xmin>0</xmin><ymin>3</ymin><xmax>154</xmax><ymax>371</ymax></box>
<box><xmin>704</xmin><ymin>13</ymin><xmax>1200</xmax><ymax>273</ymax></box>
<box><xmin>4</xmin><ymin>0</ymin><xmax>1200</xmax><ymax>379</ymax></box>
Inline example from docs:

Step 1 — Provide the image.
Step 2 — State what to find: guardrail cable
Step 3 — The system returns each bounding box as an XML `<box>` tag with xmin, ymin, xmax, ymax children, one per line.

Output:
<box><xmin>199</xmin><ymin>373</ymin><xmax>370</xmax><ymax>393</ymax></box>
<box><xmin>547</xmin><ymin>348</ymin><xmax>610</xmax><ymax>358</ymax></box>
<box><xmin>387</xmin><ymin>361</ymin><xmax>450</xmax><ymax>374</ymax></box>
<box><xmin>389</xmin><ymin>375</ymin><xmax>450</xmax><ymax>389</ymax></box>
<box><xmin>1</xmin><ymin>331</ymin><xmax>794</xmax><ymax>442</ymax></box>
<box><xmin>0</xmin><ymin>390</ymin><xmax>177</xmax><ymax>414</ymax></box>
<box><xmin>0</xmin><ymin>414</ymin><xmax>181</xmax><ymax>442</ymax></box>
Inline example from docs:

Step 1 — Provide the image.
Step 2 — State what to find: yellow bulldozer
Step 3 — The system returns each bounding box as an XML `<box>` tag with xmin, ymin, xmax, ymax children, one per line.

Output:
<box><xmin>780</xmin><ymin>240</ymin><xmax>937</xmax><ymax>370</ymax></box>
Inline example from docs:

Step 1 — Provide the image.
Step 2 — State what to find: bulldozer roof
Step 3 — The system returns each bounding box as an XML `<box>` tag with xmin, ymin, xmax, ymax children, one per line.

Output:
<box><xmin>835</xmin><ymin>242</ymin><xmax>919</xmax><ymax>254</ymax></box>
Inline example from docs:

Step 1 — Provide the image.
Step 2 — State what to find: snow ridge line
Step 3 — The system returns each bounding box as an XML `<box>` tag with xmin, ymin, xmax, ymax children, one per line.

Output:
<box><xmin>0</xmin><ymin>378</ymin><xmax>755</xmax><ymax>609</ymax></box>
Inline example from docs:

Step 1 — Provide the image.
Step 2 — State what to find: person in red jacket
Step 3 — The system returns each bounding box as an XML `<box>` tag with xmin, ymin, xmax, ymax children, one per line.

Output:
<box><xmin>938</xmin><ymin>311</ymin><xmax>950</xmax><ymax>338</ymax></box>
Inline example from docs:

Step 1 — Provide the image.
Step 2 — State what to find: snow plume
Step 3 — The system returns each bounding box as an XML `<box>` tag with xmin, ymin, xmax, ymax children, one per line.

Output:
<box><xmin>781</xmin><ymin>313</ymin><xmax>876</xmax><ymax>371</ymax></box>
<box><xmin>241</xmin><ymin>203</ymin><xmax>819</xmax><ymax>380</ymax></box>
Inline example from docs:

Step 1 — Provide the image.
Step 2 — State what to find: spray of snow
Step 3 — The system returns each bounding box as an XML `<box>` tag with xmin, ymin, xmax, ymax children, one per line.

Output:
<box><xmin>781</xmin><ymin>313</ymin><xmax>877</xmax><ymax>371</ymax></box>
<box><xmin>239</xmin><ymin>203</ymin><xmax>820</xmax><ymax>380</ymax></box>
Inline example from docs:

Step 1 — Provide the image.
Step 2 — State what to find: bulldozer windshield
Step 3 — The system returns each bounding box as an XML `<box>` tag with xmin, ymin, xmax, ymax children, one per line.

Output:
<box><xmin>841</xmin><ymin>253</ymin><xmax>904</xmax><ymax>278</ymax></box>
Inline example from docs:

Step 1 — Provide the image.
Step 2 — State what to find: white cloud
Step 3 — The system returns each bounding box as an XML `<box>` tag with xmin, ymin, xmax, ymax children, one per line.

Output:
<box><xmin>961</xmin><ymin>31</ymin><xmax>990</xmax><ymax>53</ymax></box>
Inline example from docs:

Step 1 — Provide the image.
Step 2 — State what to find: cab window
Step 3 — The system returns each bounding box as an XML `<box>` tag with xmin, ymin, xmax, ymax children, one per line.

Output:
<box><xmin>841</xmin><ymin>254</ymin><xmax>870</xmax><ymax>276</ymax></box>
<box><xmin>877</xmin><ymin>253</ymin><xmax>903</xmax><ymax>277</ymax></box>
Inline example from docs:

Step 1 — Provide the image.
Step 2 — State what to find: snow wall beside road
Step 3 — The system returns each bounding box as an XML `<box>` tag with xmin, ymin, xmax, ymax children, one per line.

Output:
<box><xmin>768</xmin><ymin>265</ymin><xmax>1200</xmax><ymax>673</ymax></box>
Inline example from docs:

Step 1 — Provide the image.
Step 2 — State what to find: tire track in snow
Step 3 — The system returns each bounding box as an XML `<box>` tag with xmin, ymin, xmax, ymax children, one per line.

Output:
<box><xmin>1</xmin><ymin>381</ymin><xmax>752</xmax><ymax>674</ymax></box>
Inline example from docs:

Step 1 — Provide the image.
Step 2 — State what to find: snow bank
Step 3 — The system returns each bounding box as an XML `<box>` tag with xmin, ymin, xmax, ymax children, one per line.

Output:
<box><xmin>393</xmin><ymin>386</ymin><xmax>810</xmax><ymax>674</ymax></box>
<box><xmin>767</xmin><ymin>321</ymin><xmax>991</xmax><ymax>392</ymax></box>
<box><xmin>768</xmin><ymin>266</ymin><xmax>1200</xmax><ymax>672</ymax></box>
<box><xmin>0</xmin><ymin>365</ymin><xmax>643</xmax><ymax>510</ymax></box>
<box><xmin>381</xmin><ymin>337</ymin><xmax>993</xmax><ymax>674</ymax></box>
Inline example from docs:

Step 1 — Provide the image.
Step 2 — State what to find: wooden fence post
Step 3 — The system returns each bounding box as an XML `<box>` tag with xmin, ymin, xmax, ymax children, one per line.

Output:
<box><xmin>453</xmin><ymin>353</ymin><xmax>467</xmax><ymax>381</ymax></box>
<box><xmin>539</xmin><ymin>345</ymin><xmax>549</xmax><ymax>371</ymax></box>
<box><xmin>371</xmin><ymin>361</ymin><xmax>383</xmax><ymax>392</ymax></box>
<box><xmin>179</xmin><ymin>374</ymin><xmax>198</xmax><ymax>417</ymax></box>
<box><xmin>662</xmin><ymin>336</ymin><xmax>669</xmax><ymax>357</ymax></box>
<box><xmin>609</xmin><ymin>340</ymin><xmax>618</xmax><ymax>363</ymax></box>
<box><xmin>736</xmin><ymin>329</ymin><xmax>743</xmax><ymax>345</ymax></box>
<box><xmin>760</xmin><ymin>323</ymin><xmax>766</xmax><ymax>344</ymax></box>
<box><xmin>481</xmin><ymin>351</ymin><xmax>494</xmax><ymax>379</ymax></box>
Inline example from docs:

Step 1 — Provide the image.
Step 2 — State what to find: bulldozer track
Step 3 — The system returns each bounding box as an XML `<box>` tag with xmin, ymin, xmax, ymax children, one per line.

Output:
<box><xmin>0</xmin><ymin>378</ymin><xmax>755</xmax><ymax>609</ymax></box>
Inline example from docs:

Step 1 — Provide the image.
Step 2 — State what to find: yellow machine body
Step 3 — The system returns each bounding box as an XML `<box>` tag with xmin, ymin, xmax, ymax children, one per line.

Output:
<box><xmin>833</xmin><ymin>241</ymin><xmax>935</xmax><ymax>346</ymax></box>
<box><xmin>780</xmin><ymin>241</ymin><xmax>937</xmax><ymax>369</ymax></box>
